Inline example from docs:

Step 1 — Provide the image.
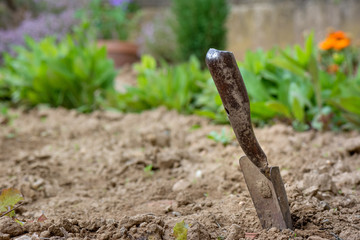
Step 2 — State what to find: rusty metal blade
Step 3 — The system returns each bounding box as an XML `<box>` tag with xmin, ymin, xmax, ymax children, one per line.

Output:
<box><xmin>239</xmin><ymin>156</ymin><xmax>293</xmax><ymax>229</ymax></box>
<box><xmin>269</xmin><ymin>166</ymin><xmax>293</xmax><ymax>229</ymax></box>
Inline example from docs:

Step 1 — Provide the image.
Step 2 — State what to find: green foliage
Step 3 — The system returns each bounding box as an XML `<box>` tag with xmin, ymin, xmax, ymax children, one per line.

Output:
<box><xmin>0</xmin><ymin>34</ymin><xmax>116</xmax><ymax>112</ymax></box>
<box><xmin>171</xmin><ymin>0</ymin><xmax>229</xmax><ymax>63</ymax></box>
<box><xmin>105</xmin><ymin>32</ymin><xmax>359</xmax><ymax>131</ymax></box>
<box><xmin>143</xmin><ymin>164</ymin><xmax>154</xmax><ymax>177</ymax></box>
<box><xmin>107</xmin><ymin>55</ymin><xmax>210</xmax><ymax>113</ymax></box>
<box><xmin>207</xmin><ymin>128</ymin><xmax>233</xmax><ymax>146</ymax></box>
<box><xmin>0</xmin><ymin>104</ymin><xmax>8</xmax><ymax>116</ymax></box>
<box><xmin>104</xmin><ymin>32</ymin><xmax>360</xmax><ymax>131</ymax></box>
<box><xmin>173</xmin><ymin>220</ymin><xmax>188</xmax><ymax>240</ymax></box>
<box><xmin>189</xmin><ymin>124</ymin><xmax>201</xmax><ymax>131</ymax></box>
<box><xmin>77</xmin><ymin>0</ymin><xmax>140</xmax><ymax>41</ymax></box>
<box><xmin>199</xmin><ymin>33</ymin><xmax>360</xmax><ymax>131</ymax></box>
<box><xmin>0</xmin><ymin>188</ymin><xmax>24</xmax><ymax>223</ymax></box>
<box><xmin>0</xmin><ymin>104</ymin><xmax>18</xmax><ymax>126</ymax></box>
<box><xmin>194</xmin><ymin>79</ymin><xmax>228</xmax><ymax>124</ymax></box>
<box><xmin>0</xmin><ymin>73</ymin><xmax>11</xmax><ymax>101</ymax></box>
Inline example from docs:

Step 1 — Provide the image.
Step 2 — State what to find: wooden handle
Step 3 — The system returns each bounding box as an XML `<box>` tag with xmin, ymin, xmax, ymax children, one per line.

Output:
<box><xmin>206</xmin><ymin>48</ymin><xmax>268</xmax><ymax>171</ymax></box>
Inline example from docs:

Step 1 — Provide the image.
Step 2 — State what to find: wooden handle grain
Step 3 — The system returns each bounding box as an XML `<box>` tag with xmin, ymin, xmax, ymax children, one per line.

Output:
<box><xmin>206</xmin><ymin>48</ymin><xmax>268</xmax><ymax>171</ymax></box>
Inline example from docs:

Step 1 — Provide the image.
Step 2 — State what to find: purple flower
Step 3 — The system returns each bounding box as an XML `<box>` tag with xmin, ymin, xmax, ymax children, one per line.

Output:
<box><xmin>109</xmin><ymin>0</ymin><xmax>130</xmax><ymax>7</ymax></box>
<box><xmin>0</xmin><ymin>6</ymin><xmax>79</xmax><ymax>59</ymax></box>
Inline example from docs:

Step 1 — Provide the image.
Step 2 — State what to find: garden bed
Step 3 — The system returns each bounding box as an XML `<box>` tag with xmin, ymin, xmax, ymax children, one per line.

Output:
<box><xmin>0</xmin><ymin>108</ymin><xmax>359</xmax><ymax>239</ymax></box>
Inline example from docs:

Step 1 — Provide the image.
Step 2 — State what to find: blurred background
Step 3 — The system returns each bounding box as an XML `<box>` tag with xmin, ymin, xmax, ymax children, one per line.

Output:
<box><xmin>138</xmin><ymin>0</ymin><xmax>360</xmax><ymax>59</ymax></box>
<box><xmin>0</xmin><ymin>0</ymin><xmax>359</xmax><ymax>131</ymax></box>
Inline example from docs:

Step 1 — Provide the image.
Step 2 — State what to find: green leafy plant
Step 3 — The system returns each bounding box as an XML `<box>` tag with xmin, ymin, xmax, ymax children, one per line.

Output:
<box><xmin>194</xmin><ymin>78</ymin><xmax>228</xmax><ymax>124</ymax></box>
<box><xmin>318</xmin><ymin>31</ymin><xmax>357</xmax><ymax>75</ymax></box>
<box><xmin>0</xmin><ymin>73</ymin><xmax>11</xmax><ymax>101</ymax></box>
<box><xmin>77</xmin><ymin>0</ymin><xmax>140</xmax><ymax>41</ymax></box>
<box><xmin>173</xmin><ymin>220</ymin><xmax>188</xmax><ymax>240</ymax></box>
<box><xmin>0</xmin><ymin>104</ymin><xmax>7</xmax><ymax>115</ymax></box>
<box><xmin>0</xmin><ymin>188</ymin><xmax>24</xmax><ymax>224</ymax></box>
<box><xmin>207</xmin><ymin>128</ymin><xmax>233</xmax><ymax>146</ymax></box>
<box><xmin>0</xmin><ymin>104</ymin><xmax>18</xmax><ymax>126</ymax></box>
<box><xmin>143</xmin><ymin>164</ymin><xmax>154</xmax><ymax>177</ymax></box>
<box><xmin>106</xmin><ymin>55</ymin><xmax>210</xmax><ymax>113</ymax></box>
<box><xmin>199</xmin><ymin>32</ymin><xmax>360</xmax><ymax>131</ymax></box>
<box><xmin>189</xmin><ymin>124</ymin><xmax>201</xmax><ymax>131</ymax></box>
<box><xmin>171</xmin><ymin>0</ymin><xmax>229</xmax><ymax>63</ymax></box>
<box><xmin>0</xmin><ymin>34</ymin><xmax>116</xmax><ymax>112</ymax></box>
<box><xmin>98</xmin><ymin>31</ymin><xmax>360</xmax><ymax>131</ymax></box>
<box><xmin>269</xmin><ymin>32</ymin><xmax>360</xmax><ymax>130</ymax></box>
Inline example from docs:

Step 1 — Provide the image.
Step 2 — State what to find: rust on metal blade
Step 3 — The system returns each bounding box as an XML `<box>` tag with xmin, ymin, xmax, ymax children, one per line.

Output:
<box><xmin>239</xmin><ymin>156</ymin><xmax>293</xmax><ymax>229</ymax></box>
<box><xmin>270</xmin><ymin>167</ymin><xmax>293</xmax><ymax>229</ymax></box>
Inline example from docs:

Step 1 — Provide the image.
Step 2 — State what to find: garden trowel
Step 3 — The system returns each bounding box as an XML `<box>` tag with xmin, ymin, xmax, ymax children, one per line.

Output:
<box><xmin>205</xmin><ymin>48</ymin><xmax>293</xmax><ymax>230</ymax></box>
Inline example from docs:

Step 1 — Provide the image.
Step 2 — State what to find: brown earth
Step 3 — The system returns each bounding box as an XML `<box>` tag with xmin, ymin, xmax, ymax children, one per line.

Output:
<box><xmin>0</xmin><ymin>107</ymin><xmax>359</xmax><ymax>240</ymax></box>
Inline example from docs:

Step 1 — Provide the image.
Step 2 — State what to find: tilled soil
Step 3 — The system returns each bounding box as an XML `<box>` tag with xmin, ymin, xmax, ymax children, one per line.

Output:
<box><xmin>0</xmin><ymin>107</ymin><xmax>359</xmax><ymax>240</ymax></box>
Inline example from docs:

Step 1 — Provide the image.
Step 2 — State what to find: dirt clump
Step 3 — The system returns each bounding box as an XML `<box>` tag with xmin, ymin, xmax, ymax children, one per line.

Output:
<box><xmin>0</xmin><ymin>217</ymin><xmax>25</xmax><ymax>237</ymax></box>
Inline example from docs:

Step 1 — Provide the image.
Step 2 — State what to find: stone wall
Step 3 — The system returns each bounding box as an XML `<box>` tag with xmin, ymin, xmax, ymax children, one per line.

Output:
<box><xmin>227</xmin><ymin>0</ymin><xmax>360</xmax><ymax>58</ymax></box>
<box><xmin>136</xmin><ymin>0</ymin><xmax>360</xmax><ymax>59</ymax></box>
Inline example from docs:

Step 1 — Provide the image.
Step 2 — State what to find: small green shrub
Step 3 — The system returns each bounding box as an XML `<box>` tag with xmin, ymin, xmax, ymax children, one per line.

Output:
<box><xmin>0</xmin><ymin>104</ymin><xmax>7</xmax><ymax>116</ymax></box>
<box><xmin>194</xmin><ymin>78</ymin><xmax>228</xmax><ymax>124</ymax></box>
<box><xmin>0</xmin><ymin>188</ymin><xmax>24</xmax><ymax>225</ymax></box>
<box><xmin>106</xmin><ymin>55</ymin><xmax>210</xmax><ymax>113</ymax></box>
<box><xmin>143</xmin><ymin>164</ymin><xmax>154</xmax><ymax>177</ymax></box>
<box><xmin>77</xmin><ymin>0</ymin><xmax>140</xmax><ymax>41</ymax></box>
<box><xmin>0</xmin><ymin>73</ymin><xmax>11</xmax><ymax>101</ymax></box>
<box><xmin>0</xmin><ymin>35</ymin><xmax>116</xmax><ymax>112</ymax></box>
<box><xmin>207</xmin><ymin>128</ymin><xmax>233</xmax><ymax>146</ymax></box>
<box><xmin>173</xmin><ymin>220</ymin><xmax>188</xmax><ymax>240</ymax></box>
<box><xmin>171</xmin><ymin>0</ymin><xmax>229</xmax><ymax>63</ymax></box>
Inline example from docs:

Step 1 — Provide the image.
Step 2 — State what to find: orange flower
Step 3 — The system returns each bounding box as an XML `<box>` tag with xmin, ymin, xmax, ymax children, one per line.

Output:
<box><xmin>319</xmin><ymin>37</ymin><xmax>336</xmax><ymax>50</ymax></box>
<box><xmin>333</xmin><ymin>38</ymin><xmax>351</xmax><ymax>50</ymax></box>
<box><xmin>319</xmin><ymin>30</ymin><xmax>351</xmax><ymax>51</ymax></box>
<box><xmin>329</xmin><ymin>31</ymin><xmax>347</xmax><ymax>40</ymax></box>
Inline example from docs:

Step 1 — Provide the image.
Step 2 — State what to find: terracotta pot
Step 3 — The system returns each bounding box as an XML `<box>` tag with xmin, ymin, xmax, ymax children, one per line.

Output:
<box><xmin>97</xmin><ymin>40</ymin><xmax>139</xmax><ymax>68</ymax></box>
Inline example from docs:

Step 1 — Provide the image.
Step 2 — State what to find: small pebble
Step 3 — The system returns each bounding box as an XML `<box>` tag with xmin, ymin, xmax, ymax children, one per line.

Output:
<box><xmin>321</xmin><ymin>219</ymin><xmax>330</xmax><ymax>225</ymax></box>
<box><xmin>319</xmin><ymin>201</ymin><xmax>330</xmax><ymax>210</ymax></box>
<box><xmin>192</xmin><ymin>204</ymin><xmax>202</xmax><ymax>211</ymax></box>
<box><xmin>172</xmin><ymin>211</ymin><xmax>181</xmax><ymax>217</ymax></box>
<box><xmin>40</xmin><ymin>231</ymin><xmax>51</xmax><ymax>238</ymax></box>
<box><xmin>172</xmin><ymin>179</ymin><xmax>191</xmax><ymax>192</ymax></box>
<box><xmin>303</xmin><ymin>186</ymin><xmax>319</xmax><ymax>196</ymax></box>
<box><xmin>139</xmin><ymin>222</ymin><xmax>147</xmax><ymax>228</ymax></box>
<box><xmin>14</xmin><ymin>236</ymin><xmax>31</xmax><ymax>240</ymax></box>
<box><xmin>307</xmin><ymin>236</ymin><xmax>328</xmax><ymax>240</ymax></box>
<box><xmin>268</xmin><ymin>227</ymin><xmax>278</xmax><ymax>233</ymax></box>
<box><xmin>165</xmin><ymin>205</ymin><xmax>173</xmax><ymax>213</ymax></box>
